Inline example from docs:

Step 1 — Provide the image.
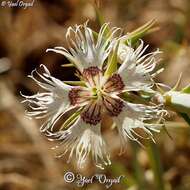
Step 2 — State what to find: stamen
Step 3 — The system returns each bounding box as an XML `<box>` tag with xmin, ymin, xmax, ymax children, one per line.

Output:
<box><xmin>68</xmin><ymin>87</ymin><xmax>91</xmax><ymax>105</ymax></box>
<box><xmin>103</xmin><ymin>96</ymin><xmax>124</xmax><ymax>116</ymax></box>
<box><xmin>104</xmin><ymin>74</ymin><xmax>125</xmax><ymax>93</ymax></box>
<box><xmin>81</xmin><ymin>101</ymin><xmax>101</xmax><ymax>125</ymax></box>
<box><xmin>82</xmin><ymin>66</ymin><xmax>102</xmax><ymax>87</ymax></box>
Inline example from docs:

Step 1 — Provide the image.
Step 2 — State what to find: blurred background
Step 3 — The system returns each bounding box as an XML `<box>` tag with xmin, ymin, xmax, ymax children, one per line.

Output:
<box><xmin>0</xmin><ymin>0</ymin><xmax>190</xmax><ymax>189</ymax></box>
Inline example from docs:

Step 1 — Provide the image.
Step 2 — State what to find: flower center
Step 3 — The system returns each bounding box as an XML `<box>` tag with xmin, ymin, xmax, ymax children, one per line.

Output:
<box><xmin>83</xmin><ymin>66</ymin><xmax>102</xmax><ymax>88</ymax></box>
<box><xmin>68</xmin><ymin>66</ymin><xmax>125</xmax><ymax>125</ymax></box>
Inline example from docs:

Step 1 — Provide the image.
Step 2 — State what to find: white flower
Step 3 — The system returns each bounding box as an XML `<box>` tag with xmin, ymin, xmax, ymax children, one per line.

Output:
<box><xmin>22</xmin><ymin>22</ymin><xmax>166</xmax><ymax>169</ymax></box>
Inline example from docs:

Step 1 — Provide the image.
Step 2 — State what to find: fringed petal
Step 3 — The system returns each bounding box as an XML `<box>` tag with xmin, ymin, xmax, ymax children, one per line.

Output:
<box><xmin>48</xmin><ymin>118</ymin><xmax>111</xmax><ymax>169</ymax></box>
<box><xmin>118</xmin><ymin>40</ymin><xmax>162</xmax><ymax>92</ymax></box>
<box><xmin>46</xmin><ymin>22</ymin><xmax>121</xmax><ymax>72</ymax></box>
<box><xmin>21</xmin><ymin>65</ymin><xmax>73</xmax><ymax>132</ymax></box>
<box><xmin>114</xmin><ymin>101</ymin><xmax>167</xmax><ymax>151</ymax></box>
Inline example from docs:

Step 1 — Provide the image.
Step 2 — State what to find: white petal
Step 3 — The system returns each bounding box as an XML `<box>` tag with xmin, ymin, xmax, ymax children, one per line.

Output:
<box><xmin>46</xmin><ymin>48</ymin><xmax>83</xmax><ymax>72</ymax></box>
<box><xmin>48</xmin><ymin>23</ymin><xmax>120</xmax><ymax>72</ymax></box>
<box><xmin>118</xmin><ymin>41</ymin><xmax>161</xmax><ymax>92</ymax></box>
<box><xmin>114</xmin><ymin>102</ymin><xmax>163</xmax><ymax>148</ymax></box>
<box><xmin>117</xmin><ymin>43</ymin><xmax>135</xmax><ymax>63</ymax></box>
<box><xmin>49</xmin><ymin>118</ymin><xmax>111</xmax><ymax>169</ymax></box>
<box><xmin>22</xmin><ymin>65</ymin><xmax>73</xmax><ymax>132</ymax></box>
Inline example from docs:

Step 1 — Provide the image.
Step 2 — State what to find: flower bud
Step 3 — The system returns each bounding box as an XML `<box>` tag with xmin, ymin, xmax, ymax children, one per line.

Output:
<box><xmin>164</xmin><ymin>91</ymin><xmax>190</xmax><ymax>114</ymax></box>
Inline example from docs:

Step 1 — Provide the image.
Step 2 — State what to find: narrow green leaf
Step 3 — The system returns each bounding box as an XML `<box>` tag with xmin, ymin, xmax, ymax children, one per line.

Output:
<box><xmin>94</xmin><ymin>4</ymin><xmax>111</xmax><ymax>35</ymax></box>
<box><xmin>164</xmin><ymin>121</ymin><xmax>188</xmax><ymax>128</ymax></box>
<box><xmin>64</xmin><ymin>80</ymin><xmax>86</xmax><ymax>86</ymax></box>
<box><xmin>182</xmin><ymin>84</ymin><xmax>190</xmax><ymax>94</ymax></box>
<box><xmin>104</xmin><ymin>41</ymin><xmax>120</xmax><ymax>77</ymax></box>
<box><xmin>94</xmin><ymin>4</ymin><xmax>111</xmax><ymax>36</ymax></box>
<box><xmin>61</xmin><ymin>63</ymin><xmax>75</xmax><ymax>68</ymax></box>
<box><xmin>178</xmin><ymin>112</ymin><xmax>190</xmax><ymax>127</ymax></box>
<box><xmin>171</xmin><ymin>73</ymin><xmax>182</xmax><ymax>91</ymax></box>
<box><xmin>92</xmin><ymin>30</ymin><xmax>98</xmax><ymax>40</ymax></box>
<box><xmin>172</xmin><ymin>104</ymin><xmax>190</xmax><ymax>116</ymax></box>
<box><xmin>94</xmin><ymin>5</ymin><xmax>105</xmax><ymax>27</ymax></box>
<box><xmin>127</xmin><ymin>19</ymin><xmax>157</xmax><ymax>45</ymax></box>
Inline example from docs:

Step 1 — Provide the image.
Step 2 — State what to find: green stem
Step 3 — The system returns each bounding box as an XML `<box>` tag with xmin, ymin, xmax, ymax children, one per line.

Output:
<box><xmin>131</xmin><ymin>142</ymin><xmax>146</xmax><ymax>190</ymax></box>
<box><xmin>147</xmin><ymin>142</ymin><xmax>165</xmax><ymax>190</ymax></box>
